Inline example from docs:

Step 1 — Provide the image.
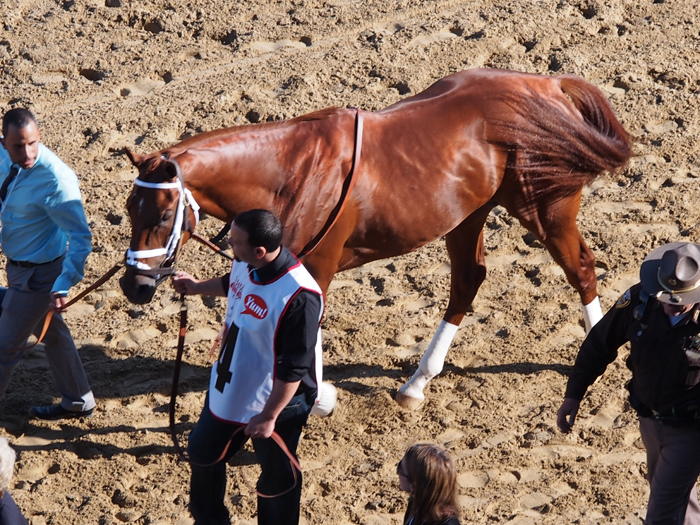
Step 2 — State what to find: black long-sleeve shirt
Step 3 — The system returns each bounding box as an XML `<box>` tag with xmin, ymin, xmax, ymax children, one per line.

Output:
<box><xmin>565</xmin><ymin>283</ymin><xmax>700</xmax><ymax>414</ymax></box>
<box><xmin>221</xmin><ymin>246</ymin><xmax>323</xmax><ymax>399</ymax></box>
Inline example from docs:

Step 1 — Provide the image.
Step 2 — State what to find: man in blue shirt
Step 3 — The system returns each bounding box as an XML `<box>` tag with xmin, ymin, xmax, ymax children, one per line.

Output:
<box><xmin>0</xmin><ymin>108</ymin><xmax>95</xmax><ymax>420</ymax></box>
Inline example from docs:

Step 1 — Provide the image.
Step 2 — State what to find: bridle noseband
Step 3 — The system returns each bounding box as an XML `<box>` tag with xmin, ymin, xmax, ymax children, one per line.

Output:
<box><xmin>125</xmin><ymin>157</ymin><xmax>200</xmax><ymax>284</ymax></box>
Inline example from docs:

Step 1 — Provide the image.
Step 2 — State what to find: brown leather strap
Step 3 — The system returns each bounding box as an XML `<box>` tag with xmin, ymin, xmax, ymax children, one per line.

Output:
<box><xmin>18</xmin><ymin>263</ymin><xmax>124</xmax><ymax>352</ymax></box>
<box><xmin>297</xmin><ymin>108</ymin><xmax>364</xmax><ymax>258</ymax></box>
<box><xmin>238</xmin><ymin>427</ymin><xmax>302</xmax><ymax>499</ymax></box>
<box><xmin>208</xmin><ymin>324</ymin><xmax>225</xmax><ymax>358</ymax></box>
<box><xmin>189</xmin><ymin>425</ymin><xmax>301</xmax><ymax>498</ymax></box>
<box><xmin>169</xmin><ymin>294</ymin><xmax>189</xmax><ymax>460</ymax></box>
<box><xmin>191</xmin><ymin>232</ymin><xmax>234</xmax><ymax>261</ymax></box>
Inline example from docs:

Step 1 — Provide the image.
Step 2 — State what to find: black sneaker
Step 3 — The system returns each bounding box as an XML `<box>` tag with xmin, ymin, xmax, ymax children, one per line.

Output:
<box><xmin>28</xmin><ymin>404</ymin><xmax>94</xmax><ymax>421</ymax></box>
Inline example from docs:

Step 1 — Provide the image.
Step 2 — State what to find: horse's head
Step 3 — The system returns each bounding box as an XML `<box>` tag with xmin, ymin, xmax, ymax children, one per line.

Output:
<box><xmin>119</xmin><ymin>149</ymin><xmax>199</xmax><ymax>304</ymax></box>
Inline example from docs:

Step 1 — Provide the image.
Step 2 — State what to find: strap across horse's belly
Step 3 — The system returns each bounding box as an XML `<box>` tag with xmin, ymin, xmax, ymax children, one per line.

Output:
<box><xmin>297</xmin><ymin>108</ymin><xmax>364</xmax><ymax>258</ymax></box>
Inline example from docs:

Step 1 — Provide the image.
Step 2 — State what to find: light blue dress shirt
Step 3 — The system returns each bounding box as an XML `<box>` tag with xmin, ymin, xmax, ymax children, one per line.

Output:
<box><xmin>0</xmin><ymin>143</ymin><xmax>92</xmax><ymax>295</ymax></box>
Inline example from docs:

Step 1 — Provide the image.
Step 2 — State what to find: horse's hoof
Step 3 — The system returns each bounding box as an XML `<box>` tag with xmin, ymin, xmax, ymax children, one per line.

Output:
<box><xmin>395</xmin><ymin>391</ymin><xmax>423</xmax><ymax>410</ymax></box>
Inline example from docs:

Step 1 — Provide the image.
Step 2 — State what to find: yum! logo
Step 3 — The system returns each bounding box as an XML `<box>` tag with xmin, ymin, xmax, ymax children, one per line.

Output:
<box><xmin>229</xmin><ymin>276</ymin><xmax>244</xmax><ymax>301</ymax></box>
<box><xmin>242</xmin><ymin>294</ymin><xmax>268</xmax><ymax>319</ymax></box>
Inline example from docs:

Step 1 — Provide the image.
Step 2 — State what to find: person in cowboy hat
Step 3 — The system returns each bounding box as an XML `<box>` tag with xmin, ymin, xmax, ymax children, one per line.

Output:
<box><xmin>557</xmin><ymin>241</ymin><xmax>700</xmax><ymax>524</ymax></box>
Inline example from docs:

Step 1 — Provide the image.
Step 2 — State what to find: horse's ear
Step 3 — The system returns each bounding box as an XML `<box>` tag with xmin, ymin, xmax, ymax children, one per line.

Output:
<box><xmin>125</xmin><ymin>148</ymin><xmax>143</xmax><ymax>167</ymax></box>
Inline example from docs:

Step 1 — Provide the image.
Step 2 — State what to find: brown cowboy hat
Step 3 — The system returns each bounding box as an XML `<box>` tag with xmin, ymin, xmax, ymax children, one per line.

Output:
<box><xmin>640</xmin><ymin>242</ymin><xmax>700</xmax><ymax>304</ymax></box>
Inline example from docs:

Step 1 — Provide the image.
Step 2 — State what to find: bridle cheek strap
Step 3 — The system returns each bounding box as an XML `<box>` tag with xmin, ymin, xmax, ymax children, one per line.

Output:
<box><xmin>125</xmin><ymin>171</ymin><xmax>200</xmax><ymax>272</ymax></box>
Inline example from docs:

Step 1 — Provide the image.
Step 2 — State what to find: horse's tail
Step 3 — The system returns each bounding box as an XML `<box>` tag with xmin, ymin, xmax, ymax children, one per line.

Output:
<box><xmin>557</xmin><ymin>75</ymin><xmax>632</xmax><ymax>173</ymax></box>
<box><xmin>492</xmin><ymin>75</ymin><xmax>632</xmax><ymax>203</ymax></box>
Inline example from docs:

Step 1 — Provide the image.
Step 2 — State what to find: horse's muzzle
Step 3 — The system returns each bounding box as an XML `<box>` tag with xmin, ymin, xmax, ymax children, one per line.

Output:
<box><xmin>120</xmin><ymin>267</ymin><xmax>158</xmax><ymax>304</ymax></box>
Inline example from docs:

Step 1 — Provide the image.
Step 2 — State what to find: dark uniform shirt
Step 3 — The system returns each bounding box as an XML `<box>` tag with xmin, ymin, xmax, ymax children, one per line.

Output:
<box><xmin>221</xmin><ymin>246</ymin><xmax>322</xmax><ymax>400</ymax></box>
<box><xmin>565</xmin><ymin>283</ymin><xmax>700</xmax><ymax>415</ymax></box>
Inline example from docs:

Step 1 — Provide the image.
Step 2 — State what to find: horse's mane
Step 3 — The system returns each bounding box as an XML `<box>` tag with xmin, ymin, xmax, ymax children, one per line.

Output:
<box><xmin>163</xmin><ymin>107</ymin><xmax>346</xmax><ymax>155</ymax></box>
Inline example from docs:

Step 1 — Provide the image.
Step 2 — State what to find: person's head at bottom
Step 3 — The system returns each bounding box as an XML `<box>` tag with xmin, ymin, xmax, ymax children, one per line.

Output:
<box><xmin>397</xmin><ymin>443</ymin><xmax>459</xmax><ymax>524</ymax></box>
<box><xmin>0</xmin><ymin>437</ymin><xmax>15</xmax><ymax>497</ymax></box>
<box><xmin>0</xmin><ymin>437</ymin><xmax>28</xmax><ymax>522</ymax></box>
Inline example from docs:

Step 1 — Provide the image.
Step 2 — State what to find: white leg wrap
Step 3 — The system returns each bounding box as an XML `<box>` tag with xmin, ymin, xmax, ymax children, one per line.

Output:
<box><xmin>582</xmin><ymin>296</ymin><xmax>603</xmax><ymax>333</ymax></box>
<box><xmin>310</xmin><ymin>382</ymin><xmax>337</xmax><ymax>417</ymax></box>
<box><xmin>398</xmin><ymin>320</ymin><xmax>459</xmax><ymax>402</ymax></box>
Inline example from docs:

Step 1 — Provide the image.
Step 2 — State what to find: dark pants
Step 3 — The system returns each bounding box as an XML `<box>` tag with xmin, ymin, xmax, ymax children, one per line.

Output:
<box><xmin>187</xmin><ymin>393</ymin><xmax>311</xmax><ymax>525</ymax></box>
<box><xmin>640</xmin><ymin>417</ymin><xmax>700</xmax><ymax>524</ymax></box>
<box><xmin>0</xmin><ymin>259</ymin><xmax>94</xmax><ymax>410</ymax></box>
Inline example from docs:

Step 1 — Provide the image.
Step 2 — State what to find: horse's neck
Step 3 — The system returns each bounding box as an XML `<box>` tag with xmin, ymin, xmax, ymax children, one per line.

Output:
<box><xmin>177</xmin><ymin>109</ymin><xmax>356</xmax><ymax>251</ymax></box>
<box><xmin>178</xmin><ymin>129</ymin><xmax>287</xmax><ymax>223</ymax></box>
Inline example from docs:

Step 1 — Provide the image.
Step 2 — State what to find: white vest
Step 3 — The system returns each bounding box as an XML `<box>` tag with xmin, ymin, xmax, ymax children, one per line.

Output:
<box><xmin>208</xmin><ymin>259</ymin><xmax>324</xmax><ymax>423</ymax></box>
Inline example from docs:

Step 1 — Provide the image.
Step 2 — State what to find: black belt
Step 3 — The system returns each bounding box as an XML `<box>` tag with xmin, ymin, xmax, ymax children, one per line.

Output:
<box><xmin>629</xmin><ymin>390</ymin><xmax>700</xmax><ymax>426</ymax></box>
<box><xmin>647</xmin><ymin>414</ymin><xmax>700</xmax><ymax>427</ymax></box>
<box><xmin>643</xmin><ymin>407</ymin><xmax>700</xmax><ymax>427</ymax></box>
<box><xmin>8</xmin><ymin>255</ymin><xmax>62</xmax><ymax>268</ymax></box>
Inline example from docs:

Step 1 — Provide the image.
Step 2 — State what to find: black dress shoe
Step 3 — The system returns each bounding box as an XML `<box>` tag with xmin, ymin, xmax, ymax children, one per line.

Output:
<box><xmin>28</xmin><ymin>404</ymin><xmax>94</xmax><ymax>421</ymax></box>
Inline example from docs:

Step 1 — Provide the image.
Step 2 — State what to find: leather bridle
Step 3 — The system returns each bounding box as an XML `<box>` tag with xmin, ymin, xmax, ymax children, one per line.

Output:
<box><xmin>124</xmin><ymin>156</ymin><xmax>200</xmax><ymax>284</ymax></box>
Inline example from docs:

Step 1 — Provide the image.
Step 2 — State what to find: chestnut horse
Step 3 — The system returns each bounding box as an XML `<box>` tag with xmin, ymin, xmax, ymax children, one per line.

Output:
<box><xmin>120</xmin><ymin>68</ymin><xmax>631</xmax><ymax>409</ymax></box>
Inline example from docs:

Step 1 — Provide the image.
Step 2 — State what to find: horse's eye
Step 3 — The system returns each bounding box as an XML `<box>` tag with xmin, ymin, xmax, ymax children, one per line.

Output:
<box><xmin>160</xmin><ymin>210</ymin><xmax>174</xmax><ymax>224</ymax></box>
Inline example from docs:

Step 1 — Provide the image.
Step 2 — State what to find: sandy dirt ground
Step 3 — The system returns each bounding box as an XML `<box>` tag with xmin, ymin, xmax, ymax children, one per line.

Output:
<box><xmin>1</xmin><ymin>0</ymin><xmax>700</xmax><ymax>523</ymax></box>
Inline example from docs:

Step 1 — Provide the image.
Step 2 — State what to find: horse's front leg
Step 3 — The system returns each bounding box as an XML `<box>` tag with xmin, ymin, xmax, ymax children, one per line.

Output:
<box><xmin>397</xmin><ymin>206</ymin><xmax>492</xmax><ymax>410</ymax></box>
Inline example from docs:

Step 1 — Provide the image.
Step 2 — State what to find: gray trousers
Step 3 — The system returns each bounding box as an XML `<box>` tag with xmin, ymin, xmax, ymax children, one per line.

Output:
<box><xmin>0</xmin><ymin>258</ymin><xmax>94</xmax><ymax>411</ymax></box>
<box><xmin>640</xmin><ymin>416</ymin><xmax>700</xmax><ymax>525</ymax></box>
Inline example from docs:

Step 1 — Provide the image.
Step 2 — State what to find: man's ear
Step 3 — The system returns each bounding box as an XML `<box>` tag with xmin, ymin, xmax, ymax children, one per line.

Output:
<box><xmin>254</xmin><ymin>246</ymin><xmax>267</xmax><ymax>260</ymax></box>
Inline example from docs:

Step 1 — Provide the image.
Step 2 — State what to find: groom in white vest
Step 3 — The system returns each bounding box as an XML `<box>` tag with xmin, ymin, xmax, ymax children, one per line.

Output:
<box><xmin>172</xmin><ymin>209</ymin><xmax>325</xmax><ymax>525</ymax></box>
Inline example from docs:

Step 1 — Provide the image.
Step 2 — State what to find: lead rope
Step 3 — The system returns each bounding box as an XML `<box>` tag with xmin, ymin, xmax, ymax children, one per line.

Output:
<box><xmin>14</xmin><ymin>262</ymin><xmax>124</xmax><ymax>353</ymax></box>
<box><xmin>168</xmin><ymin>293</ymin><xmax>302</xmax><ymax>498</ymax></box>
<box><xmin>191</xmin><ymin>232</ymin><xmax>233</xmax><ymax>261</ymax></box>
<box><xmin>29</xmin><ymin>212</ymin><xmax>229</xmax><ymax>353</ymax></box>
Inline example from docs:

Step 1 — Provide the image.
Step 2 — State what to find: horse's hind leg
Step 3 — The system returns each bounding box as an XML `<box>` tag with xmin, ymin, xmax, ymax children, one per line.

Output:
<box><xmin>397</xmin><ymin>204</ymin><xmax>493</xmax><ymax>410</ymax></box>
<box><xmin>514</xmin><ymin>190</ymin><xmax>602</xmax><ymax>331</ymax></box>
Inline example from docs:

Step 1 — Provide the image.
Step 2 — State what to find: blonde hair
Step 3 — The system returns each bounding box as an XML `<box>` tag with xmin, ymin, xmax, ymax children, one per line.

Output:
<box><xmin>403</xmin><ymin>443</ymin><xmax>459</xmax><ymax>525</ymax></box>
<box><xmin>0</xmin><ymin>437</ymin><xmax>16</xmax><ymax>495</ymax></box>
